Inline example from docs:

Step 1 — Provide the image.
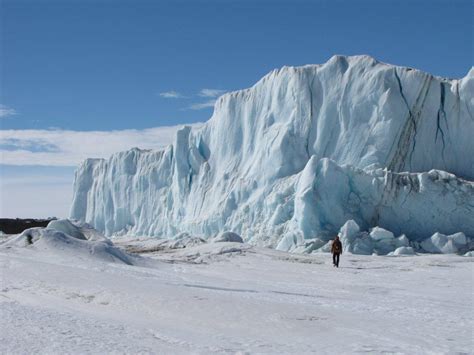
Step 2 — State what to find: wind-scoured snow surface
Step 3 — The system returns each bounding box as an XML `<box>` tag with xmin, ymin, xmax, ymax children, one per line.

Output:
<box><xmin>70</xmin><ymin>55</ymin><xmax>474</xmax><ymax>245</ymax></box>
<box><xmin>1</xmin><ymin>232</ymin><xmax>473</xmax><ymax>354</ymax></box>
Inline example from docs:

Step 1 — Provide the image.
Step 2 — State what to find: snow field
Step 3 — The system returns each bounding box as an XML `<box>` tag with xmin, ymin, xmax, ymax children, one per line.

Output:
<box><xmin>1</xmin><ymin>229</ymin><xmax>473</xmax><ymax>354</ymax></box>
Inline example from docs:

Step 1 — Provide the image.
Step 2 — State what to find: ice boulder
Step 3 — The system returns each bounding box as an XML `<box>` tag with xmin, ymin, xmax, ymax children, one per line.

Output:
<box><xmin>329</xmin><ymin>221</ymin><xmax>378</xmax><ymax>255</ymax></box>
<box><xmin>375</xmin><ymin>239</ymin><xmax>400</xmax><ymax>255</ymax></box>
<box><xmin>213</xmin><ymin>231</ymin><xmax>244</xmax><ymax>243</ymax></box>
<box><xmin>420</xmin><ymin>233</ymin><xmax>443</xmax><ymax>253</ymax></box>
<box><xmin>370</xmin><ymin>227</ymin><xmax>395</xmax><ymax>241</ymax></box>
<box><xmin>420</xmin><ymin>232</ymin><xmax>469</xmax><ymax>254</ymax></box>
<box><xmin>464</xmin><ymin>251</ymin><xmax>474</xmax><ymax>257</ymax></box>
<box><xmin>441</xmin><ymin>240</ymin><xmax>458</xmax><ymax>254</ymax></box>
<box><xmin>338</xmin><ymin>221</ymin><xmax>403</xmax><ymax>255</ymax></box>
<box><xmin>395</xmin><ymin>235</ymin><xmax>410</xmax><ymax>248</ymax></box>
<box><xmin>449</xmin><ymin>232</ymin><xmax>467</xmax><ymax>247</ymax></box>
<box><xmin>322</xmin><ymin>229</ymin><xmax>375</xmax><ymax>255</ymax></box>
<box><xmin>368</xmin><ymin>227</ymin><xmax>397</xmax><ymax>255</ymax></box>
<box><xmin>275</xmin><ymin>231</ymin><xmax>303</xmax><ymax>251</ymax></box>
<box><xmin>47</xmin><ymin>219</ymin><xmax>86</xmax><ymax>240</ymax></box>
<box><xmin>339</xmin><ymin>220</ymin><xmax>360</xmax><ymax>252</ymax></box>
<box><xmin>350</xmin><ymin>232</ymin><xmax>374</xmax><ymax>255</ymax></box>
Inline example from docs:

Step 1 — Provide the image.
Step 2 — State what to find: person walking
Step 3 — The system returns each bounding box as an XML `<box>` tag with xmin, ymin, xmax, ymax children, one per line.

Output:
<box><xmin>331</xmin><ymin>235</ymin><xmax>342</xmax><ymax>267</ymax></box>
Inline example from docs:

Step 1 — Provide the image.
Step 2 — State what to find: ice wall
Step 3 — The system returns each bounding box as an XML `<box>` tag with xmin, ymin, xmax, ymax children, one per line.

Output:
<box><xmin>70</xmin><ymin>55</ymin><xmax>474</xmax><ymax>244</ymax></box>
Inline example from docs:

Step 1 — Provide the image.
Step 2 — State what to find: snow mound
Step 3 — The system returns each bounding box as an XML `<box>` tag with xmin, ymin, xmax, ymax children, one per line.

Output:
<box><xmin>45</xmin><ymin>219</ymin><xmax>109</xmax><ymax>243</ymax></box>
<box><xmin>389</xmin><ymin>246</ymin><xmax>416</xmax><ymax>256</ymax></box>
<box><xmin>169</xmin><ymin>233</ymin><xmax>207</xmax><ymax>249</ymax></box>
<box><xmin>148</xmin><ymin>240</ymin><xmax>252</xmax><ymax>264</ymax></box>
<box><xmin>293</xmin><ymin>238</ymin><xmax>326</xmax><ymax>253</ymax></box>
<box><xmin>70</xmin><ymin>220</ymin><xmax>110</xmax><ymax>242</ymax></box>
<box><xmin>2</xmin><ymin>228</ymin><xmax>135</xmax><ymax>265</ymax></box>
<box><xmin>47</xmin><ymin>219</ymin><xmax>87</xmax><ymax>240</ymax></box>
<box><xmin>213</xmin><ymin>232</ymin><xmax>244</xmax><ymax>243</ymax></box>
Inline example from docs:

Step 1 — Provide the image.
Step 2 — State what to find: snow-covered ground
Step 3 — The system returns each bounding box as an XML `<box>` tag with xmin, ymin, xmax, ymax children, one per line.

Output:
<box><xmin>1</xmin><ymin>233</ymin><xmax>472</xmax><ymax>354</ymax></box>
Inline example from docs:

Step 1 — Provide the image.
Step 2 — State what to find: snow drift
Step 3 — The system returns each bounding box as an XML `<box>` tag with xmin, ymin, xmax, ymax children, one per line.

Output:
<box><xmin>2</xmin><ymin>226</ymin><xmax>135</xmax><ymax>265</ymax></box>
<box><xmin>70</xmin><ymin>55</ymin><xmax>474</xmax><ymax>248</ymax></box>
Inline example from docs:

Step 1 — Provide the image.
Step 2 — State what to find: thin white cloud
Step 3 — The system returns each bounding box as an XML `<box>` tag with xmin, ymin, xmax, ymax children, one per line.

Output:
<box><xmin>0</xmin><ymin>104</ymin><xmax>18</xmax><ymax>118</ymax></box>
<box><xmin>158</xmin><ymin>88</ymin><xmax>227</xmax><ymax>110</ymax></box>
<box><xmin>188</xmin><ymin>99</ymin><xmax>217</xmax><ymax>110</ymax></box>
<box><xmin>159</xmin><ymin>90</ymin><xmax>185</xmax><ymax>99</ymax></box>
<box><xmin>198</xmin><ymin>89</ymin><xmax>227</xmax><ymax>98</ymax></box>
<box><xmin>0</xmin><ymin>123</ymin><xmax>204</xmax><ymax>167</ymax></box>
<box><xmin>184</xmin><ymin>88</ymin><xmax>227</xmax><ymax>110</ymax></box>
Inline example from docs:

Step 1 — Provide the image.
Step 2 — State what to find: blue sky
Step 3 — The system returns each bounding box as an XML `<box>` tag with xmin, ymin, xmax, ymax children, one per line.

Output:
<box><xmin>1</xmin><ymin>0</ymin><xmax>472</xmax><ymax>218</ymax></box>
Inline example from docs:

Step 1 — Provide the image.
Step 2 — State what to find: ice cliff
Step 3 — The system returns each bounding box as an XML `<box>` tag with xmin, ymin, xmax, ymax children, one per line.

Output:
<box><xmin>70</xmin><ymin>55</ymin><xmax>474</xmax><ymax>247</ymax></box>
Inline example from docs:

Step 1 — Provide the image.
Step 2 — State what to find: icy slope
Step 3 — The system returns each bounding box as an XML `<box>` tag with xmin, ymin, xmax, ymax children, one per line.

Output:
<box><xmin>70</xmin><ymin>55</ymin><xmax>474</xmax><ymax>244</ymax></box>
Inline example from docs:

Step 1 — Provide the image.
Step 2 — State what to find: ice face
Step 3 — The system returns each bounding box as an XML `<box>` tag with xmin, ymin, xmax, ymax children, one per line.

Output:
<box><xmin>70</xmin><ymin>55</ymin><xmax>474</xmax><ymax>248</ymax></box>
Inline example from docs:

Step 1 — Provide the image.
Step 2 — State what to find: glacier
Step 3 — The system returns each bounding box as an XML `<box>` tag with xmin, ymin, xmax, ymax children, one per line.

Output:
<box><xmin>70</xmin><ymin>55</ymin><xmax>474</xmax><ymax>248</ymax></box>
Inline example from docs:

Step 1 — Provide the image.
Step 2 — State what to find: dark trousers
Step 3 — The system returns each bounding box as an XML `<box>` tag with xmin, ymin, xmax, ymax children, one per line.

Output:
<box><xmin>332</xmin><ymin>253</ymin><xmax>340</xmax><ymax>267</ymax></box>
